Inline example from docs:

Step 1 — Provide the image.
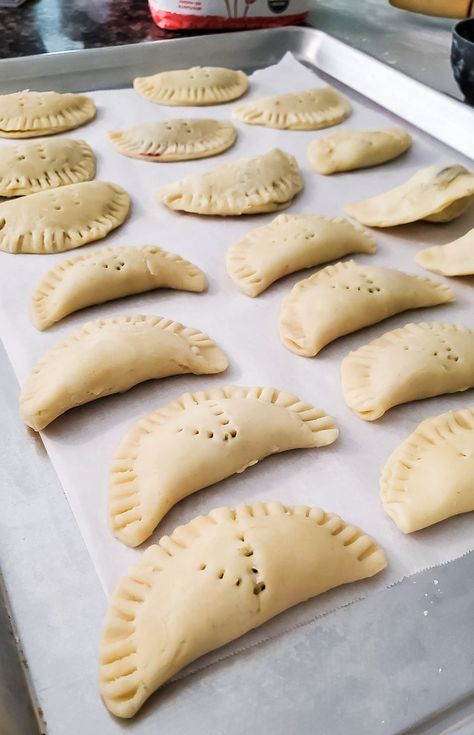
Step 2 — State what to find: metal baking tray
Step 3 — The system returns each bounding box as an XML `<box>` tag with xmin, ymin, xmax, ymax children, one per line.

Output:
<box><xmin>1</xmin><ymin>27</ymin><xmax>474</xmax><ymax>735</ymax></box>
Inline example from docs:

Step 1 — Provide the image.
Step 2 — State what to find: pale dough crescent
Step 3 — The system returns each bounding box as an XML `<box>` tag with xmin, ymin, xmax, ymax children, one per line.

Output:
<box><xmin>308</xmin><ymin>128</ymin><xmax>412</xmax><ymax>175</ymax></box>
<box><xmin>108</xmin><ymin>119</ymin><xmax>236</xmax><ymax>162</ymax></box>
<box><xmin>109</xmin><ymin>385</ymin><xmax>339</xmax><ymax>547</ymax></box>
<box><xmin>345</xmin><ymin>165</ymin><xmax>474</xmax><ymax>226</ymax></box>
<box><xmin>100</xmin><ymin>502</ymin><xmax>387</xmax><ymax>718</ymax></box>
<box><xmin>134</xmin><ymin>66</ymin><xmax>248</xmax><ymax>106</ymax></box>
<box><xmin>279</xmin><ymin>260</ymin><xmax>454</xmax><ymax>357</ymax></box>
<box><xmin>416</xmin><ymin>226</ymin><xmax>474</xmax><ymax>276</ymax></box>
<box><xmin>232</xmin><ymin>87</ymin><xmax>351</xmax><ymax>130</ymax></box>
<box><xmin>226</xmin><ymin>214</ymin><xmax>376</xmax><ymax>297</ymax></box>
<box><xmin>157</xmin><ymin>148</ymin><xmax>303</xmax><ymax>216</ymax></box>
<box><xmin>381</xmin><ymin>407</ymin><xmax>474</xmax><ymax>532</ymax></box>
<box><xmin>0</xmin><ymin>90</ymin><xmax>96</xmax><ymax>138</ymax></box>
<box><xmin>20</xmin><ymin>315</ymin><xmax>228</xmax><ymax>431</ymax></box>
<box><xmin>341</xmin><ymin>322</ymin><xmax>474</xmax><ymax>421</ymax></box>
<box><xmin>0</xmin><ymin>139</ymin><xmax>96</xmax><ymax>197</ymax></box>
<box><xmin>0</xmin><ymin>181</ymin><xmax>130</xmax><ymax>254</ymax></box>
<box><xmin>30</xmin><ymin>246</ymin><xmax>207</xmax><ymax>330</ymax></box>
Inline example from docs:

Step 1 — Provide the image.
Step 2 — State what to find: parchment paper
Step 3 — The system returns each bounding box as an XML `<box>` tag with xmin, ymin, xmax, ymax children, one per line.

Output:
<box><xmin>1</xmin><ymin>54</ymin><xmax>473</xmax><ymax>678</ymax></box>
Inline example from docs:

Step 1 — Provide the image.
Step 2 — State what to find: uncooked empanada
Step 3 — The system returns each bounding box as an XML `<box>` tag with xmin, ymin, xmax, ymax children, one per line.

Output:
<box><xmin>226</xmin><ymin>214</ymin><xmax>376</xmax><ymax>297</ymax></box>
<box><xmin>0</xmin><ymin>90</ymin><xmax>96</xmax><ymax>138</ymax></box>
<box><xmin>0</xmin><ymin>181</ymin><xmax>130</xmax><ymax>254</ymax></box>
<box><xmin>100</xmin><ymin>501</ymin><xmax>387</xmax><ymax>718</ymax></box>
<box><xmin>279</xmin><ymin>261</ymin><xmax>454</xmax><ymax>357</ymax></box>
<box><xmin>30</xmin><ymin>246</ymin><xmax>207</xmax><ymax>331</ymax></box>
<box><xmin>134</xmin><ymin>66</ymin><xmax>248</xmax><ymax>106</ymax></box>
<box><xmin>108</xmin><ymin>119</ymin><xmax>236</xmax><ymax>162</ymax></box>
<box><xmin>0</xmin><ymin>139</ymin><xmax>95</xmax><ymax>197</ymax></box>
<box><xmin>342</xmin><ymin>322</ymin><xmax>474</xmax><ymax>421</ymax></box>
<box><xmin>232</xmin><ymin>87</ymin><xmax>351</xmax><ymax>131</ymax></box>
<box><xmin>110</xmin><ymin>385</ymin><xmax>338</xmax><ymax>547</ymax></box>
<box><xmin>157</xmin><ymin>148</ymin><xmax>303</xmax><ymax>216</ymax></box>
<box><xmin>381</xmin><ymin>407</ymin><xmax>474</xmax><ymax>533</ymax></box>
<box><xmin>308</xmin><ymin>128</ymin><xmax>412</xmax><ymax>175</ymax></box>
<box><xmin>416</xmin><ymin>227</ymin><xmax>474</xmax><ymax>276</ymax></box>
<box><xmin>345</xmin><ymin>165</ymin><xmax>474</xmax><ymax>226</ymax></box>
<box><xmin>20</xmin><ymin>315</ymin><xmax>228</xmax><ymax>431</ymax></box>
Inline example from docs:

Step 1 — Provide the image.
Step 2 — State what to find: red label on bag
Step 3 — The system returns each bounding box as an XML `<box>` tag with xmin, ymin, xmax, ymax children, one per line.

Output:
<box><xmin>148</xmin><ymin>0</ymin><xmax>308</xmax><ymax>29</ymax></box>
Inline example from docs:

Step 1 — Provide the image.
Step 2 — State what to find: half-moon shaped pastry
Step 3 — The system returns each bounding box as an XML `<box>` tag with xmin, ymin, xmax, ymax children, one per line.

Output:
<box><xmin>108</xmin><ymin>119</ymin><xmax>236</xmax><ymax>162</ymax></box>
<box><xmin>308</xmin><ymin>128</ymin><xmax>412</xmax><ymax>175</ymax></box>
<box><xmin>345</xmin><ymin>165</ymin><xmax>474</xmax><ymax>226</ymax></box>
<box><xmin>416</xmin><ymin>226</ymin><xmax>474</xmax><ymax>276</ymax></box>
<box><xmin>226</xmin><ymin>215</ymin><xmax>376</xmax><ymax>297</ymax></box>
<box><xmin>30</xmin><ymin>246</ymin><xmax>207</xmax><ymax>330</ymax></box>
<box><xmin>381</xmin><ymin>407</ymin><xmax>474</xmax><ymax>533</ymax></box>
<box><xmin>134</xmin><ymin>66</ymin><xmax>248</xmax><ymax>106</ymax></box>
<box><xmin>20</xmin><ymin>315</ymin><xmax>228</xmax><ymax>431</ymax></box>
<box><xmin>0</xmin><ymin>139</ymin><xmax>95</xmax><ymax>197</ymax></box>
<box><xmin>341</xmin><ymin>322</ymin><xmax>474</xmax><ymax>421</ymax></box>
<box><xmin>0</xmin><ymin>181</ymin><xmax>130</xmax><ymax>254</ymax></box>
<box><xmin>109</xmin><ymin>385</ymin><xmax>338</xmax><ymax>547</ymax></box>
<box><xmin>279</xmin><ymin>260</ymin><xmax>454</xmax><ymax>357</ymax></box>
<box><xmin>100</xmin><ymin>502</ymin><xmax>387</xmax><ymax>718</ymax></box>
<box><xmin>232</xmin><ymin>87</ymin><xmax>351</xmax><ymax>130</ymax></box>
<box><xmin>157</xmin><ymin>148</ymin><xmax>303</xmax><ymax>216</ymax></box>
<box><xmin>0</xmin><ymin>90</ymin><xmax>96</xmax><ymax>138</ymax></box>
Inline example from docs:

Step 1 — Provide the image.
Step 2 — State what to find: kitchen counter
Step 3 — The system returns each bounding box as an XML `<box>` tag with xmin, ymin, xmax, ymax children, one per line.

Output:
<box><xmin>0</xmin><ymin>0</ymin><xmax>460</xmax><ymax>98</ymax></box>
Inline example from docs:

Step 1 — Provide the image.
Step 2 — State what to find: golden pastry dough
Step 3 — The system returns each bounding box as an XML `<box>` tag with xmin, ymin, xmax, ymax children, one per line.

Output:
<box><xmin>342</xmin><ymin>322</ymin><xmax>474</xmax><ymax>421</ymax></box>
<box><xmin>0</xmin><ymin>90</ymin><xmax>96</xmax><ymax>138</ymax></box>
<box><xmin>30</xmin><ymin>246</ymin><xmax>207</xmax><ymax>331</ymax></box>
<box><xmin>0</xmin><ymin>138</ymin><xmax>95</xmax><ymax>197</ymax></box>
<box><xmin>157</xmin><ymin>148</ymin><xmax>303</xmax><ymax>216</ymax></box>
<box><xmin>100</xmin><ymin>501</ymin><xmax>387</xmax><ymax>718</ymax></box>
<box><xmin>381</xmin><ymin>407</ymin><xmax>474</xmax><ymax>533</ymax></box>
<box><xmin>226</xmin><ymin>214</ymin><xmax>376</xmax><ymax>297</ymax></box>
<box><xmin>416</xmin><ymin>227</ymin><xmax>474</xmax><ymax>276</ymax></box>
<box><xmin>20</xmin><ymin>315</ymin><xmax>228</xmax><ymax>431</ymax></box>
<box><xmin>232</xmin><ymin>87</ymin><xmax>351</xmax><ymax>130</ymax></box>
<box><xmin>109</xmin><ymin>385</ymin><xmax>339</xmax><ymax>547</ymax></box>
<box><xmin>108</xmin><ymin>119</ymin><xmax>236</xmax><ymax>162</ymax></box>
<box><xmin>134</xmin><ymin>66</ymin><xmax>248</xmax><ymax>106</ymax></box>
<box><xmin>279</xmin><ymin>261</ymin><xmax>454</xmax><ymax>357</ymax></box>
<box><xmin>308</xmin><ymin>128</ymin><xmax>412</xmax><ymax>175</ymax></box>
<box><xmin>345</xmin><ymin>165</ymin><xmax>474</xmax><ymax>226</ymax></box>
<box><xmin>0</xmin><ymin>181</ymin><xmax>130</xmax><ymax>254</ymax></box>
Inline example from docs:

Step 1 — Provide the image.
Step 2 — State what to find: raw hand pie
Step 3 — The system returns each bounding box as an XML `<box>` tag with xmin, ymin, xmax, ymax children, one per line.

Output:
<box><xmin>232</xmin><ymin>87</ymin><xmax>351</xmax><ymax>131</ymax></box>
<box><xmin>345</xmin><ymin>165</ymin><xmax>474</xmax><ymax>227</ymax></box>
<box><xmin>416</xmin><ymin>226</ymin><xmax>474</xmax><ymax>276</ymax></box>
<box><xmin>226</xmin><ymin>214</ymin><xmax>376</xmax><ymax>297</ymax></box>
<box><xmin>20</xmin><ymin>315</ymin><xmax>228</xmax><ymax>431</ymax></box>
<box><xmin>0</xmin><ymin>181</ymin><xmax>130</xmax><ymax>254</ymax></box>
<box><xmin>109</xmin><ymin>385</ymin><xmax>338</xmax><ymax>547</ymax></box>
<box><xmin>279</xmin><ymin>260</ymin><xmax>454</xmax><ymax>357</ymax></box>
<box><xmin>0</xmin><ymin>90</ymin><xmax>96</xmax><ymax>138</ymax></box>
<box><xmin>308</xmin><ymin>128</ymin><xmax>412</xmax><ymax>175</ymax></box>
<box><xmin>381</xmin><ymin>407</ymin><xmax>474</xmax><ymax>533</ymax></box>
<box><xmin>30</xmin><ymin>246</ymin><xmax>207</xmax><ymax>331</ymax></box>
<box><xmin>134</xmin><ymin>66</ymin><xmax>248</xmax><ymax>106</ymax></box>
<box><xmin>108</xmin><ymin>119</ymin><xmax>236</xmax><ymax>162</ymax></box>
<box><xmin>157</xmin><ymin>148</ymin><xmax>303</xmax><ymax>216</ymax></box>
<box><xmin>0</xmin><ymin>139</ymin><xmax>95</xmax><ymax>197</ymax></box>
<box><xmin>342</xmin><ymin>322</ymin><xmax>474</xmax><ymax>421</ymax></box>
<box><xmin>100</xmin><ymin>502</ymin><xmax>387</xmax><ymax>718</ymax></box>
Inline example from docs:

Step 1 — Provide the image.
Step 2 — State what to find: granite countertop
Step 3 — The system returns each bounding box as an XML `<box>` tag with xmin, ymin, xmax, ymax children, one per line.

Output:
<box><xmin>0</xmin><ymin>0</ymin><xmax>181</xmax><ymax>59</ymax></box>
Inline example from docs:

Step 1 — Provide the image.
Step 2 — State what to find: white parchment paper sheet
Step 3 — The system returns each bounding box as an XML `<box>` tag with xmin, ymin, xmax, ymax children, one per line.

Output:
<box><xmin>1</xmin><ymin>54</ymin><xmax>474</xmax><ymax>679</ymax></box>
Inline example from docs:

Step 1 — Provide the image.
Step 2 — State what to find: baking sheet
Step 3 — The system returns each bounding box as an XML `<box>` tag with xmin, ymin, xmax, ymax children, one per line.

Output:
<box><xmin>1</xmin><ymin>52</ymin><xmax>474</xmax><ymax>680</ymax></box>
